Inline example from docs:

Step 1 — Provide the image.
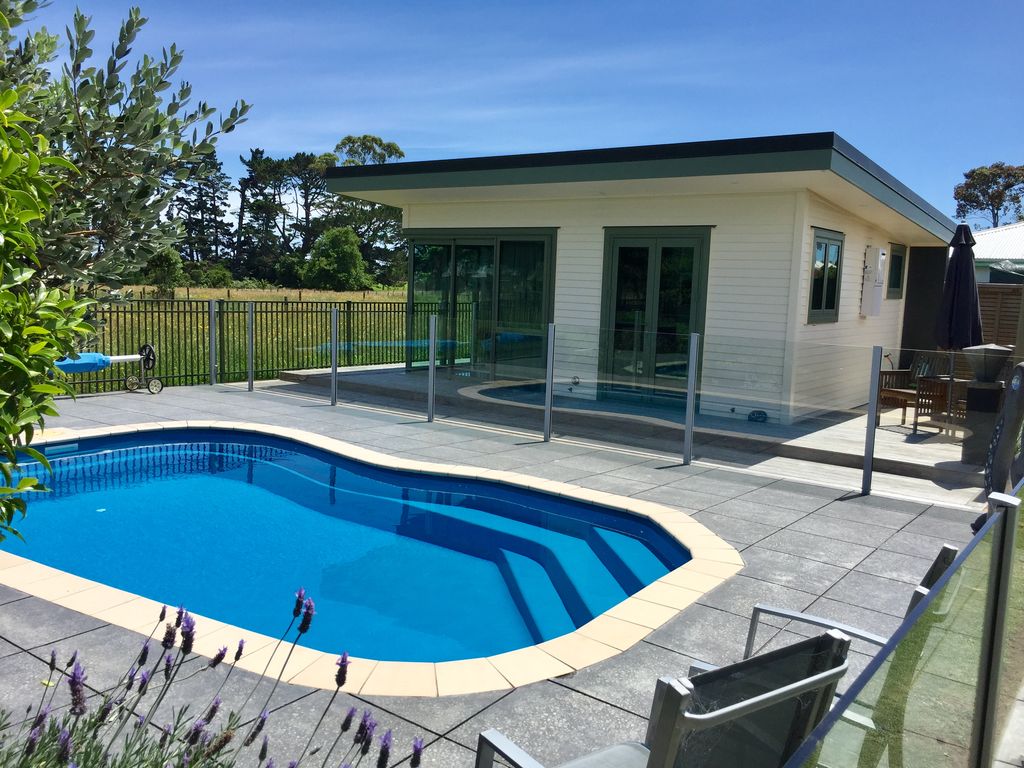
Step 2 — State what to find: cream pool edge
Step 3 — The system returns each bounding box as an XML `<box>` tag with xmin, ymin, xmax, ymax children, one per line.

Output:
<box><xmin>2</xmin><ymin>420</ymin><xmax>744</xmax><ymax>698</ymax></box>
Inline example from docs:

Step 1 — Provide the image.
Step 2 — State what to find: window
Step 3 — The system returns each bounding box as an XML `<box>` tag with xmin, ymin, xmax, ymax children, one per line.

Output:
<box><xmin>887</xmin><ymin>243</ymin><xmax>906</xmax><ymax>299</ymax></box>
<box><xmin>808</xmin><ymin>229</ymin><xmax>844</xmax><ymax>324</ymax></box>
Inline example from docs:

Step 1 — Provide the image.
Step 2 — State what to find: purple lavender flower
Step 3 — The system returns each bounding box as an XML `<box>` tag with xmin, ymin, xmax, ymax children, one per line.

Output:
<box><xmin>234</xmin><ymin>639</ymin><xmax>245</xmax><ymax>662</ymax></box>
<box><xmin>134</xmin><ymin>713</ymin><xmax>144</xmax><ymax>730</ymax></box>
<box><xmin>411</xmin><ymin>736</ymin><xmax>425</xmax><ymax>768</ymax></box>
<box><xmin>265</xmin><ymin>760</ymin><xmax>275</xmax><ymax>768</ymax></box>
<box><xmin>160</xmin><ymin>724</ymin><xmax>172</xmax><ymax>748</ymax></box>
<box><xmin>175</xmin><ymin>606</ymin><xmax>184</xmax><ymax>628</ymax></box>
<box><xmin>48</xmin><ymin>650</ymin><xmax>57</xmax><ymax>672</ymax></box>
<box><xmin>293</xmin><ymin>587</ymin><xmax>306</xmax><ymax>618</ymax></box>
<box><xmin>376</xmin><ymin>729</ymin><xmax>393</xmax><ymax>768</ymax></box>
<box><xmin>180</xmin><ymin>612</ymin><xmax>196</xmax><ymax>656</ymax></box>
<box><xmin>138</xmin><ymin>640</ymin><xmax>150</xmax><ymax>666</ymax></box>
<box><xmin>24</xmin><ymin>726</ymin><xmax>41</xmax><ymax>757</ymax></box>
<box><xmin>341</xmin><ymin>706</ymin><xmax>356</xmax><ymax>732</ymax></box>
<box><xmin>164</xmin><ymin>653</ymin><xmax>173</xmax><ymax>680</ymax></box>
<box><xmin>354</xmin><ymin>710</ymin><xmax>371</xmax><ymax>744</ymax></box>
<box><xmin>259</xmin><ymin>734</ymin><xmax>269</xmax><ymax>761</ymax></box>
<box><xmin>244</xmin><ymin>709</ymin><xmax>269</xmax><ymax>746</ymax></box>
<box><xmin>68</xmin><ymin>661</ymin><xmax>87</xmax><ymax>716</ymax></box>
<box><xmin>58</xmin><ymin>728</ymin><xmax>73</xmax><ymax>762</ymax></box>
<box><xmin>361</xmin><ymin>719</ymin><xmax>377</xmax><ymax>755</ymax></box>
<box><xmin>288</xmin><ymin>761</ymin><xmax>298</xmax><ymax>768</ymax></box>
<box><xmin>99</xmin><ymin>699</ymin><xmax>114</xmax><ymax>721</ymax></box>
<box><xmin>139</xmin><ymin>669</ymin><xmax>151</xmax><ymax>695</ymax></box>
<box><xmin>159</xmin><ymin>605</ymin><xmax>167</xmax><ymax>622</ymax></box>
<box><xmin>205</xmin><ymin>696</ymin><xmax>221</xmax><ymax>723</ymax></box>
<box><xmin>126</xmin><ymin>666</ymin><xmax>137</xmax><ymax>691</ymax></box>
<box><xmin>187</xmin><ymin>718</ymin><xmax>208</xmax><ymax>746</ymax></box>
<box><xmin>208</xmin><ymin>646</ymin><xmax>227</xmax><ymax>669</ymax></box>
<box><xmin>161</xmin><ymin>622</ymin><xmax>177</xmax><ymax>650</ymax></box>
<box><xmin>65</xmin><ymin>650</ymin><xmax>78</xmax><ymax>669</ymax></box>
<box><xmin>31</xmin><ymin>704</ymin><xmax>50</xmax><ymax>730</ymax></box>
<box><xmin>335</xmin><ymin>652</ymin><xmax>349</xmax><ymax>688</ymax></box>
<box><xmin>297</xmin><ymin>598</ymin><xmax>314</xmax><ymax>634</ymax></box>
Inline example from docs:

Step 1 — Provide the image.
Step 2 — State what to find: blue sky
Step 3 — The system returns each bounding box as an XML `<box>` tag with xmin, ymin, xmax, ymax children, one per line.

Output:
<box><xmin>25</xmin><ymin>0</ymin><xmax>1024</xmax><ymax>220</ymax></box>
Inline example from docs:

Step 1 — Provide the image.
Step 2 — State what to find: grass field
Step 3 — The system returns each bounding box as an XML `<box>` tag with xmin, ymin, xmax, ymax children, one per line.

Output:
<box><xmin>126</xmin><ymin>285</ymin><xmax>408</xmax><ymax>303</ymax></box>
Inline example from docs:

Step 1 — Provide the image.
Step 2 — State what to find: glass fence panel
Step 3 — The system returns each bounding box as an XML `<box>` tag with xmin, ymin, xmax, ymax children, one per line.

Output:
<box><xmin>992</xmin><ymin>499</ymin><xmax>1024</xmax><ymax>762</ymax></box>
<box><xmin>432</xmin><ymin>321</ymin><xmax>547</xmax><ymax>433</ymax></box>
<box><xmin>790</xmin><ymin>518</ymin><xmax>999</xmax><ymax>768</ymax></box>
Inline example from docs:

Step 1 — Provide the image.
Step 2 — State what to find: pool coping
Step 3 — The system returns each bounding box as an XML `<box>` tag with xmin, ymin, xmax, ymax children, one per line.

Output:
<box><xmin>6</xmin><ymin>419</ymin><xmax>744</xmax><ymax>698</ymax></box>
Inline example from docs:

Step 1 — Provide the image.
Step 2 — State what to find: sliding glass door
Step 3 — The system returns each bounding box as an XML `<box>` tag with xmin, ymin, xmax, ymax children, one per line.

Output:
<box><xmin>408</xmin><ymin>232</ymin><xmax>553</xmax><ymax>378</ymax></box>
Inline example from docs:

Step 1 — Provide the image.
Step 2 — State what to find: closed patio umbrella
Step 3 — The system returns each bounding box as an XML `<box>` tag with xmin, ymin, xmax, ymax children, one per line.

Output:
<box><xmin>934</xmin><ymin>223</ymin><xmax>984</xmax><ymax>427</ymax></box>
<box><xmin>935</xmin><ymin>223</ymin><xmax>983</xmax><ymax>351</ymax></box>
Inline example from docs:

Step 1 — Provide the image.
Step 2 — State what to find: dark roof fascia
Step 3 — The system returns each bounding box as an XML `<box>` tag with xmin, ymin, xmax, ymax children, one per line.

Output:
<box><xmin>326</xmin><ymin>131</ymin><xmax>956</xmax><ymax>241</ymax></box>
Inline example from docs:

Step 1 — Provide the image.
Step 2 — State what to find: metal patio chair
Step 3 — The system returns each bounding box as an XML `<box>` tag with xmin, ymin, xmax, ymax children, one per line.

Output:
<box><xmin>474</xmin><ymin>630</ymin><xmax>851</xmax><ymax>768</ymax></box>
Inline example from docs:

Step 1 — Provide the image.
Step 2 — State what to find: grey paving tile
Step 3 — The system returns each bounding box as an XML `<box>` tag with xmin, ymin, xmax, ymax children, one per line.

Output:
<box><xmin>697</xmin><ymin>574</ymin><xmax>817</xmax><ymax>624</ymax></box>
<box><xmin>360</xmin><ymin>689</ymin><xmax>507</xmax><ymax>737</ymax></box>
<box><xmin>27</xmin><ymin>624</ymin><xmax>153</xmax><ymax>693</ymax></box>
<box><xmin>569</xmin><ymin>474</ymin><xmax>653</xmax><ymax>496</ymax></box>
<box><xmin>903</xmin><ymin>515</ymin><xmax>976</xmax><ymax>542</ymax></box>
<box><xmin>0</xmin><ymin>583</ymin><xmax>29</xmax><ymax>606</ymax></box>
<box><xmin>830</xmin><ymin>492</ymin><xmax>930</xmax><ymax>516</ymax></box>
<box><xmin>699</xmin><ymin>468</ymin><xmax>775</xmax><ymax>490</ymax></box>
<box><xmin>632</xmin><ymin>485</ymin><xmax>726</xmax><ymax>511</ymax></box>
<box><xmin>647</xmin><ymin>604</ymin><xmax>775</xmax><ymax>666</ymax></box>
<box><xmin>447</xmin><ymin>681</ymin><xmax>647</xmax><ymax>765</ymax></box>
<box><xmin>557</xmin><ymin>640</ymin><xmax>696</xmax><ymax>718</ymax></box>
<box><xmin>919</xmin><ymin>504</ymin><xmax>981</xmax><ymax>524</ymax></box>
<box><xmin>880</xmin><ymin>529</ymin><xmax>964</xmax><ymax>559</ymax></box>
<box><xmin>788</xmin><ymin>515</ymin><xmax>895</xmax><ymax>548</ymax></box>
<box><xmin>756</xmin><ymin>529</ymin><xmax>874</xmax><ymax>570</ymax></box>
<box><xmin>605</xmin><ymin>461</ymin><xmax>709</xmax><ymax>485</ymax></box>
<box><xmin>855</xmin><ymin>549</ymin><xmax>934</xmax><ymax>585</ymax></box>
<box><xmin>399</xmin><ymin>736</ymin><xmax>477</xmax><ymax>768</ymax></box>
<box><xmin>238</xmin><ymin>688</ymin><xmax>435</xmax><ymax>768</ymax></box>
<box><xmin>665</xmin><ymin>472</ymin><xmax>765</xmax><ymax>498</ymax></box>
<box><xmin>508</xmin><ymin>461</ymin><xmax>595</xmax><ymax>483</ymax></box>
<box><xmin>703</xmin><ymin>497</ymin><xmax>808</xmax><ymax>528</ymax></box>
<box><xmin>690</xmin><ymin>511</ymin><xmax>779</xmax><ymax>545</ymax></box>
<box><xmin>737</xmin><ymin>486</ymin><xmax>836</xmax><ymax>513</ymax></box>
<box><xmin>823</xmin><ymin>571</ymin><xmax>917</xmax><ymax>618</ymax></box>
<box><xmin>783</xmin><ymin>597</ymin><xmax>903</xmax><ymax>645</ymax></box>
<box><xmin>811</xmin><ymin>498</ymin><xmax>918</xmax><ymax>530</ymax></box>
<box><xmin>738</xmin><ymin>547</ymin><xmax>847</xmax><ymax>595</ymax></box>
<box><xmin>0</xmin><ymin>649</ymin><xmax>57</xmax><ymax>717</ymax></box>
<box><xmin>0</xmin><ymin>597</ymin><xmax>106</xmax><ymax>650</ymax></box>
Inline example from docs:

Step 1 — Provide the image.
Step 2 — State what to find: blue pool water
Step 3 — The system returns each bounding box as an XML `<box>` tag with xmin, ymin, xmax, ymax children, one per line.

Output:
<box><xmin>14</xmin><ymin>429</ymin><xmax>690</xmax><ymax>662</ymax></box>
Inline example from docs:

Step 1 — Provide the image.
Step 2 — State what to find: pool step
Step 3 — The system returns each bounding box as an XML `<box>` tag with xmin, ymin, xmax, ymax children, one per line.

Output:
<box><xmin>497</xmin><ymin>549</ymin><xmax>576</xmax><ymax>643</ymax></box>
<box><xmin>587</xmin><ymin>527</ymin><xmax>670</xmax><ymax>594</ymax></box>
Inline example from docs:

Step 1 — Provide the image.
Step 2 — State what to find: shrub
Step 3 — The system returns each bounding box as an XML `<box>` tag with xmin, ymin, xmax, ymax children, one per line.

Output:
<box><xmin>0</xmin><ymin>588</ymin><xmax>426</xmax><ymax>767</ymax></box>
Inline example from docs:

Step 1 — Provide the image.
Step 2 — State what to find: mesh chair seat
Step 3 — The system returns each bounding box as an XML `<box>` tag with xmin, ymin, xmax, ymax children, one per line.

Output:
<box><xmin>558</xmin><ymin>742</ymin><xmax>650</xmax><ymax>768</ymax></box>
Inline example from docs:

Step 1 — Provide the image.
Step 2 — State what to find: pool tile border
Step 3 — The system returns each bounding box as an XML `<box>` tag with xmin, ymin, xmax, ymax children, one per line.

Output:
<box><xmin>11</xmin><ymin>420</ymin><xmax>744</xmax><ymax>697</ymax></box>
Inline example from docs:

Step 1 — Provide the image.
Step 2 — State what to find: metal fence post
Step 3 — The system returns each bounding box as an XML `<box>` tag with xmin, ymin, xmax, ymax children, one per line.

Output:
<box><xmin>207</xmin><ymin>299</ymin><xmax>217</xmax><ymax>385</ymax></box>
<box><xmin>543</xmin><ymin>323</ymin><xmax>556</xmax><ymax>442</ymax></box>
<box><xmin>862</xmin><ymin>345</ymin><xmax>883</xmax><ymax>495</ymax></box>
<box><xmin>427</xmin><ymin>314</ymin><xmax>437</xmax><ymax>423</ymax></box>
<box><xmin>330</xmin><ymin>306</ymin><xmax>339</xmax><ymax>407</ymax></box>
<box><xmin>977</xmin><ymin>491</ymin><xmax>1021</xmax><ymax>768</ymax></box>
<box><xmin>246</xmin><ymin>302</ymin><xmax>254</xmax><ymax>392</ymax></box>
<box><xmin>345</xmin><ymin>300</ymin><xmax>354</xmax><ymax>367</ymax></box>
<box><xmin>683</xmin><ymin>332</ymin><xmax>700</xmax><ymax>465</ymax></box>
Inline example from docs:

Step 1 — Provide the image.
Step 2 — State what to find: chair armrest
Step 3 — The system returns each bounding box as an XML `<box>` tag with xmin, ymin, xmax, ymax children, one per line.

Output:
<box><xmin>476</xmin><ymin>729</ymin><xmax>547</xmax><ymax>768</ymax></box>
<box><xmin>687</xmin><ymin>660</ymin><xmax>717</xmax><ymax>677</ymax></box>
<box><xmin>744</xmin><ymin>603</ymin><xmax>887</xmax><ymax>658</ymax></box>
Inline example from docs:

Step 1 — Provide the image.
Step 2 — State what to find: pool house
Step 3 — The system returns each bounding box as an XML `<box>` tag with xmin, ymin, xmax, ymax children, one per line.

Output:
<box><xmin>326</xmin><ymin>132</ymin><xmax>956</xmax><ymax>425</ymax></box>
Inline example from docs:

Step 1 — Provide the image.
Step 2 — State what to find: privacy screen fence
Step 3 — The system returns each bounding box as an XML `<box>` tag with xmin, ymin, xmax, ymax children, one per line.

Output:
<box><xmin>69</xmin><ymin>299</ymin><xmax>472</xmax><ymax>393</ymax></box>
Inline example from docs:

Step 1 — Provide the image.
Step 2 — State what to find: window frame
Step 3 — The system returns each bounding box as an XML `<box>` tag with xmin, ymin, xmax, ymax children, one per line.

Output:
<box><xmin>886</xmin><ymin>243</ymin><xmax>907</xmax><ymax>300</ymax></box>
<box><xmin>807</xmin><ymin>228</ymin><xmax>845</xmax><ymax>325</ymax></box>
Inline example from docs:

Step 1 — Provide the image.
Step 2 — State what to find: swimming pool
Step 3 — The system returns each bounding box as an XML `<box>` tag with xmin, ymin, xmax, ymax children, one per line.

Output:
<box><xmin>14</xmin><ymin>427</ymin><xmax>694</xmax><ymax>663</ymax></box>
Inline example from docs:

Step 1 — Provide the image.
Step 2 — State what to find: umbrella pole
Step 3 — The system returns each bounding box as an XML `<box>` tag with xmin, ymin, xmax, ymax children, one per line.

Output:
<box><xmin>947</xmin><ymin>350</ymin><xmax>955</xmax><ymax>433</ymax></box>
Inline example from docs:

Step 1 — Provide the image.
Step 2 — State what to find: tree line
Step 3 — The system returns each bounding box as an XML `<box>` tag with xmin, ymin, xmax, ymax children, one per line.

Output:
<box><xmin>147</xmin><ymin>135</ymin><xmax>406</xmax><ymax>295</ymax></box>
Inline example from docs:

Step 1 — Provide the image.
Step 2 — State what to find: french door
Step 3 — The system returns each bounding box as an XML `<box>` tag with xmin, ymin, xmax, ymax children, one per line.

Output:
<box><xmin>602</xmin><ymin>233</ymin><xmax>705</xmax><ymax>400</ymax></box>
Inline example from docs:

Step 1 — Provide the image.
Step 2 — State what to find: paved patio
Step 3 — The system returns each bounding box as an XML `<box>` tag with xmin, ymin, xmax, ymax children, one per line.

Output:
<box><xmin>0</xmin><ymin>384</ymin><xmax>984</xmax><ymax>766</ymax></box>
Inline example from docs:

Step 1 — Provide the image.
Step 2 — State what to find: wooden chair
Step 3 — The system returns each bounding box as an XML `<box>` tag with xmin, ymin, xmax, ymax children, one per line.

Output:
<box><xmin>878</xmin><ymin>351</ymin><xmax>948</xmax><ymax>426</ymax></box>
<box><xmin>474</xmin><ymin>631</ymin><xmax>851</xmax><ymax>768</ymax></box>
<box><xmin>911</xmin><ymin>376</ymin><xmax>967</xmax><ymax>435</ymax></box>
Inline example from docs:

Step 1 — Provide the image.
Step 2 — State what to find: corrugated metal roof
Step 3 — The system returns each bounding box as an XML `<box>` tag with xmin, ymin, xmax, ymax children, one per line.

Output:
<box><xmin>975</xmin><ymin>220</ymin><xmax>1024</xmax><ymax>262</ymax></box>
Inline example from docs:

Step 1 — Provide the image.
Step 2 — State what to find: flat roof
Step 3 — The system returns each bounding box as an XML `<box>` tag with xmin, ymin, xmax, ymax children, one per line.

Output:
<box><xmin>326</xmin><ymin>132</ymin><xmax>955</xmax><ymax>241</ymax></box>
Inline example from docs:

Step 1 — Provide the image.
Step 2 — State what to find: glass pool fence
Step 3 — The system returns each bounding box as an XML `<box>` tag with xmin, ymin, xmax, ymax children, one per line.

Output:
<box><xmin>68</xmin><ymin>303</ymin><xmax>1009</xmax><ymax>493</ymax></box>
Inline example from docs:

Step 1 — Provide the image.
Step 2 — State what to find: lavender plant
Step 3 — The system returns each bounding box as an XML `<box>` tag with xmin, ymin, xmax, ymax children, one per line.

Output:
<box><xmin>0</xmin><ymin>589</ymin><xmax>427</xmax><ymax>768</ymax></box>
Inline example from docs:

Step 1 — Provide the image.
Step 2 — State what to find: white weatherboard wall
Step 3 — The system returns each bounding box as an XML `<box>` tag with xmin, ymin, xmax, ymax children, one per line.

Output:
<box><xmin>786</xmin><ymin>193</ymin><xmax>908</xmax><ymax>420</ymax></box>
<box><xmin>404</xmin><ymin>192</ymin><xmax>798</xmax><ymax>421</ymax></box>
